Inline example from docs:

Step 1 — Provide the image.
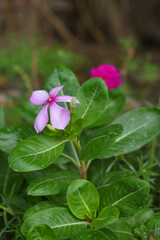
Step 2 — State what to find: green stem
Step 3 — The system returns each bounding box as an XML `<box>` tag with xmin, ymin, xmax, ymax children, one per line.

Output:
<box><xmin>81</xmin><ymin>161</ymin><xmax>87</xmax><ymax>179</ymax></box>
<box><xmin>0</xmin><ymin>205</ymin><xmax>18</xmax><ymax>220</ymax></box>
<box><xmin>72</xmin><ymin>138</ymin><xmax>82</xmax><ymax>152</ymax></box>
<box><xmin>86</xmin><ymin>160</ymin><xmax>92</xmax><ymax>170</ymax></box>
<box><xmin>69</xmin><ymin>141</ymin><xmax>81</xmax><ymax>167</ymax></box>
<box><xmin>71</xmin><ymin>138</ymin><xmax>91</xmax><ymax>179</ymax></box>
<box><xmin>61</xmin><ymin>153</ymin><xmax>81</xmax><ymax>169</ymax></box>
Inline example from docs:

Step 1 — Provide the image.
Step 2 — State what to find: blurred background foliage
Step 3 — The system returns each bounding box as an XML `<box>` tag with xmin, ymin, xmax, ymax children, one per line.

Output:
<box><xmin>0</xmin><ymin>0</ymin><xmax>160</xmax><ymax>121</ymax></box>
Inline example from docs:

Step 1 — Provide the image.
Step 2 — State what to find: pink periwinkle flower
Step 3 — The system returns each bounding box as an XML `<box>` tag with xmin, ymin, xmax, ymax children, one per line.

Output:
<box><xmin>30</xmin><ymin>85</ymin><xmax>79</xmax><ymax>133</ymax></box>
<box><xmin>90</xmin><ymin>64</ymin><xmax>122</xmax><ymax>89</ymax></box>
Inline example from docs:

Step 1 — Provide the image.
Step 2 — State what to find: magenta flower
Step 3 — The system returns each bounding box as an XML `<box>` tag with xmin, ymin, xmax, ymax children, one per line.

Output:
<box><xmin>90</xmin><ymin>64</ymin><xmax>122</xmax><ymax>89</ymax></box>
<box><xmin>30</xmin><ymin>85</ymin><xmax>79</xmax><ymax>133</ymax></box>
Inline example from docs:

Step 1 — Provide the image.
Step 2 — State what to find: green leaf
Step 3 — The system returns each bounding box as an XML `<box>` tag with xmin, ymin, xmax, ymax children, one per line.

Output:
<box><xmin>98</xmin><ymin>178</ymin><xmax>149</xmax><ymax>216</ymax></box>
<box><xmin>72</xmin><ymin>229</ymin><xmax>110</xmax><ymax>240</ymax></box>
<box><xmin>104</xmin><ymin>218</ymin><xmax>136</xmax><ymax>240</ymax></box>
<box><xmin>24</xmin><ymin>201</ymin><xmax>60</xmax><ymax>220</ymax></box>
<box><xmin>0</xmin><ymin>124</ymin><xmax>36</xmax><ymax>153</ymax></box>
<box><xmin>0</xmin><ymin>105</ymin><xmax>5</xmax><ymax>127</ymax></box>
<box><xmin>9</xmin><ymin>135</ymin><xmax>67</xmax><ymax>172</ymax></box>
<box><xmin>27</xmin><ymin>170</ymin><xmax>77</xmax><ymax>196</ymax></box>
<box><xmin>91</xmin><ymin>89</ymin><xmax>125</xmax><ymax>127</ymax></box>
<box><xmin>68</xmin><ymin>118</ymin><xmax>83</xmax><ymax>138</ymax></box>
<box><xmin>27</xmin><ymin>224</ymin><xmax>59</xmax><ymax>240</ymax></box>
<box><xmin>16</xmin><ymin>101</ymin><xmax>42</xmax><ymax>123</ymax></box>
<box><xmin>128</xmin><ymin>208</ymin><xmax>155</xmax><ymax>228</ymax></box>
<box><xmin>0</xmin><ymin>152</ymin><xmax>23</xmax><ymax>195</ymax></box>
<box><xmin>24</xmin><ymin>164</ymin><xmax>61</xmax><ymax>183</ymax></box>
<box><xmin>21</xmin><ymin>207</ymin><xmax>87</xmax><ymax>239</ymax></box>
<box><xmin>73</xmin><ymin>77</ymin><xmax>108</xmax><ymax>128</ymax></box>
<box><xmin>90</xmin><ymin>206</ymin><xmax>119</xmax><ymax>228</ymax></box>
<box><xmin>102</xmin><ymin>107</ymin><xmax>160</xmax><ymax>158</ymax></box>
<box><xmin>80</xmin><ymin>124</ymin><xmax>123</xmax><ymax>161</ymax></box>
<box><xmin>44</xmin><ymin>65</ymin><xmax>80</xmax><ymax>97</ymax></box>
<box><xmin>67</xmin><ymin>179</ymin><xmax>99</xmax><ymax>220</ymax></box>
<box><xmin>100</xmin><ymin>229</ymin><xmax>118</xmax><ymax>240</ymax></box>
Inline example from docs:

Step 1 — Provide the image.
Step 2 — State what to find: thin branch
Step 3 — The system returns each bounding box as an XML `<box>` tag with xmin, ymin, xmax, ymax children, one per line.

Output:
<box><xmin>75</xmin><ymin>0</ymin><xmax>106</xmax><ymax>44</ymax></box>
<box><xmin>30</xmin><ymin>0</ymin><xmax>81</xmax><ymax>46</ymax></box>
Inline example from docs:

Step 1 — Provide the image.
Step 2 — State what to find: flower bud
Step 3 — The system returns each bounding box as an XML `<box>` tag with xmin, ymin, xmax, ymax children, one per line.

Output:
<box><xmin>70</xmin><ymin>97</ymin><xmax>77</xmax><ymax>113</ymax></box>
<box><xmin>46</xmin><ymin>124</ymin><xmax>58</xmax><ymax>132</ymax></box>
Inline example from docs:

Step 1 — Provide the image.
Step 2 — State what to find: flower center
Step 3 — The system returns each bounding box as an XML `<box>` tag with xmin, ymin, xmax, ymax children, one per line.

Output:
<box><xmin>48</xmin><ymin>97</ymin><xmax>55</xmax><ymax>104</ymax></box>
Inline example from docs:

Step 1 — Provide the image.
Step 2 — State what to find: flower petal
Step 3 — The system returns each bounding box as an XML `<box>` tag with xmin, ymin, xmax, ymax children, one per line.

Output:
<box><xmin>34</xmin><ymin>104</ymin><xmax>49</xmax><ymax>133</ymax></box>
<box><xmin>30</xmin><ymin>90</ymin><xmax>49</xmax><ymax>105</ymax></box>
<box><xmin>49</xmin><ymin>86</ymin><xmax>64</xmax><ymax>98</ymax></box>
<box><xmin>50</xmin><ymin>102</ymin><xmax>70</xmax><ymax>130</ymax></box>
<box><xmin>55</xmin><ymin>95</ymin><xmax>80</xmax><ymax>103</ymax></box>
<box><xmin>90</xmin><ymin>64</ymin><xmax>122</xmax><ymax>89</ymax></box>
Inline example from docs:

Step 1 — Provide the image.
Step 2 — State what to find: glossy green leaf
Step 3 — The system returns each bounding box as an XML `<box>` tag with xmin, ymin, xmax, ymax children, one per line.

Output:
<box><xmin>0</xmin><ymin>124</ymin><xmax>36</xmax><ymax>153</ymax></box>
<box><xmin>90</xmin><ymin>206</ymin><xmax>119</xmax><ymax>228</ymax></box>
<box><xmin>91</xmin><ymin>89</ymin><xmax>125</xmax><ymax>127</ymax></box>
<box><xmin>24</xmin><ymin>164</ymin><xmax>61</xmax><ymax>183</ymax></box>
<box><xmin>68</xmin><ymin>118</ymin><xmax>83</xmax><ymax>138</ymax></box>
<box><xmin>23</xmin><ymin>201</ymin><xmax>60</xmax><ymax>220</ymax></box>
<box><xmin>0</xmin><ymin>105</ymin><xmax>5</xmax><ymax>128</ymax></box>
<box><xmin>72</xmin><ymin>229</ymin><xmax>110</xmax><ymax>240</ymax></box>
<box><xmin>44</xmin><ymin>65</ymin><xmax>80</xmax><ymax>97</ymax></box>
<box><xmin>27</xmin><ymin>224</ymin><xmax>59</xmax><ymax>240</ymax></box>
<box><xmin>100</xmin><ymin>229</ymin><xmax>118</xmax><ymax>240</ymax></box>
<box><xmin>9</xmin><ymin>135</ymin><xmax>67</xmax><ymax>172</ymax></box>
<box><xmin>73</xmin><ymin>77</ymin><xmax>108</xmax><ymax>128</ymax></box>
<box><xmin>104</xmin><ymin>218</ymin><xmax>136</xmax><ymax>240</ymax></box>
<box><xmin>27</xmin><ymin>170</ymin><xmax>77</xmax><ymax>196</ymax></box>
<box><xmin>80</xmin><ymin>124</ymin><xmax>123</xmax><ymax>161</ymax></box>
<box><xmin>98</xmin><ymin>178</ymin><xmax>149</xmax><ymax>216</ymax></box>
<box><xmin>102</xmin><ymin>107</ymin><xmax>160</xmax><ymax>158</ymax></box>
<box><xmin>67</xmin><ymin>179</ymin><xmax>99</xmax><ymax>220</ymax></box>
<box><xmin>22</xmin><ymin>207</ymin><xmax>87</xmax><ymax>239</ymax></box>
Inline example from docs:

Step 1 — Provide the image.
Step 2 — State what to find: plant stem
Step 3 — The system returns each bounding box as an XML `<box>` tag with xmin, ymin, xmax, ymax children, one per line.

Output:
<box><xmin>86</xmin><ymin>160</ymin><xmax>92</xmax><ymax>170</ymax></box>
<box><xmin>81</xmin><ymin>161</ymin><xmax>87</xmax><ymax>180</ymax></box>
<box><xmin>0</xmin><ymin>205</ymin><xmax>18</xmax><ymax>220</ymax></box>
<box><xmin>72</xmin><ymin>138</ymin><xmax>82</xmax><ymax>152</ymax></box>
<box><xmin>72</xmin><ymin>138</ymin><xmax>89</xmax><ymax>179</ymax></box>
<box><xmin>60</xmin><ymin>153</ymin><xmax>81</xmax><ymax>169</ymax></box>
<box><xmin>69</xmin><ymin>141</ymin><xmax>81</xmax><ymax>167</ymax></box>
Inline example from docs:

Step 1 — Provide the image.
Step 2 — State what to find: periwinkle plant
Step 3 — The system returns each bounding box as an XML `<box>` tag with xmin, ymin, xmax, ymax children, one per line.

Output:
<box><xmin>1</xmin><ymin>65</ymin><xmax>160</xmax><ymax>239</ymax></box>
<box><xmin>30</xmin><ymin>85</ymin><xmax>79</xmax><ymax>133</ymax></box>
